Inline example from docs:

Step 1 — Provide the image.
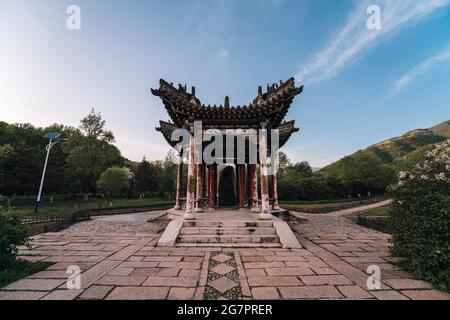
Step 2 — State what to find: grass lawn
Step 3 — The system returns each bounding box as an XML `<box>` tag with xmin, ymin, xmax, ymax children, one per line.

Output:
<box><xmin>0</xmin><ymin>260</ymin><xmax>53</xmax><ymax>288</ymax></box>
<box><xmin>6</xmin><ymin>197</ymin><xmax>174</xmax><ymax>218</ymax></box>
<box><xmin>359</xmin><ymin>204</ymin><xmax>392</xmax><ymax>217</ymax></box>
<box><xmin>280</xmin><ymin>196</ymin><xmax>388</xmax><ymax>213</ymax></box>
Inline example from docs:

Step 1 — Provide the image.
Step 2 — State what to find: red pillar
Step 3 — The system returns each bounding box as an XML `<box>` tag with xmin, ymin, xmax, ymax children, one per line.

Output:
<box><xmin>238</xmin><ymin>164</ymin><xmax>245</xmax><ymax>209</ymax></box>
<box><xmin>271</xmin><ymin>173</ymin><xmax>280</xmax><ymax>210</ymax></box>
<box><xmin>195</xmin><ymin>164</ymin><xmax>204</xmax><ymax>212</ymax></box>
<box><xmin>259</xmin><ymin>124</ymin><xmax>271</xmax><ymax>219</ymax></box>
<box><xmin>184</xmin><ymin>130</ymin><xmax>196</xmax><ymax>220</ymax></box>
<box><xmin>249</xmin><ymin>164</ymin><xmax>259</xmax><ymax>212</ymax></box>
<box><xmin>174</xmin><ymin>152</ymin><xmax>183</xmax><ymax>210</ymax></box>
<box><xmin>209</xmin><ymin>164</ymin><xmax>216</xmax><ymax>210</ymax></box>
<box><xmin>247</xmin><ymin>164</ymin><xmax>252</xmax><ymax>208</ymax></box>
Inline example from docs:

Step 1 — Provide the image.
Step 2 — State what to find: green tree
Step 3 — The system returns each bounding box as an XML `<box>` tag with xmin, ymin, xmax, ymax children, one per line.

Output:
<box><xmin>0</xmin><ymin>197</ymin><xmax>29</xmax><ymax>269</ymax></box>
<box><xmin>96</xmin><ymin>167</ymin><xmax>131</xmax><ymax>197</ymax></box>
<box><xmin>67</xmin><ymin>109</ymin><xmax>124</xmax><ymax>195</ymax></box>
<box><xmin>135</xmin><ymin>157</ymin><xmax>161</xmax><ymax>196</ymax></box>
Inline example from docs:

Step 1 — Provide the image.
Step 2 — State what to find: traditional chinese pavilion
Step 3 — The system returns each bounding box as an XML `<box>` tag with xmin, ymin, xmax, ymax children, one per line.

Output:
<box><xmin>152</xmin><ymin>78</ymin><xmax>302</xmax><ymax>222</ymax></box>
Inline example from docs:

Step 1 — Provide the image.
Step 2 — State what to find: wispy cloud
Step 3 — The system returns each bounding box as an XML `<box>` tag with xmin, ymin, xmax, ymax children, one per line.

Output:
<box><xmin>296</xmin><ymin>0</ymin><xmax>450</xmax><ymax>85</ymax></box>
<box><xmin>392</xmin><ymin>42</ymin><xmax>450</xmax><ymax>93</ymax></box>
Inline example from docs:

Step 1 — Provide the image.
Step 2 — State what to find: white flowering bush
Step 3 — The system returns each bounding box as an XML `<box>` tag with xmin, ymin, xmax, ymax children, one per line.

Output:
<box><xmin>389</xmin><ymin>139</ymin><xmax>450</xmax><ymax>291</ymax></box>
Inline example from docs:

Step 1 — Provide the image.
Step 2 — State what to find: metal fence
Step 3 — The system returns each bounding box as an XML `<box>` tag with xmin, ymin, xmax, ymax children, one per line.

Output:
<box><xmin>356</xmin><ymin>215</ymin><xmax>389</xmax><ymax>233</ymax></box>
<box><xmin>21</xmin><ymin>203</ymin><xmax>174</xmax><ymax>233</ymax></box>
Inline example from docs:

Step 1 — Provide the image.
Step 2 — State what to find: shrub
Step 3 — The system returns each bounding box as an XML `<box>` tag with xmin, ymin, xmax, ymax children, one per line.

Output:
<box><xmin>0</xmin><ymin>199</ymin><xmax>29</xmax><ymax>270</ymax></box>
<box><xmin>389</xmin><ymin>140</ymin><xmax>450</xmax><ymax>291</ymax></box>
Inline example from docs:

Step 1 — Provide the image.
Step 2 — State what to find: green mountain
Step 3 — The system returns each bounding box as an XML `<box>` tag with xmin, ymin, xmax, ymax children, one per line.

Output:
<box><xmin>322</xmin><ymin>119</ymin><xmax>450</xmax><ymax>171</ymax></box>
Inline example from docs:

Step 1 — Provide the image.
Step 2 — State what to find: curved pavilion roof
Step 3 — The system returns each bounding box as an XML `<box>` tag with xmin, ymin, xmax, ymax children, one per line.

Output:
<box><xmin>153</xmin><ymin>78</ymin><xmax>303</xmax><ymax>155</ymax></box>
<box><xmin>151</xmin><ymin>78</ymin><xmax>303</xmax><ymax>129</ymax></box>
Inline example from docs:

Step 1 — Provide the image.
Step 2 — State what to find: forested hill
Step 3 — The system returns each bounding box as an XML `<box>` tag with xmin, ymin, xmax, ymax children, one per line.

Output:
<box><xmin>322</xmin><ymin>119</ymin><xmax>450</xmax><ymax>172</ymax></box>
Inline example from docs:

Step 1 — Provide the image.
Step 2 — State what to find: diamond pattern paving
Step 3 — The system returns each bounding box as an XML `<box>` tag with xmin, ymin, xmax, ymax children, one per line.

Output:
<box><xmin>211</xmin><ymin>253</ymin><xmax>232</xmax><ymax>263</ymax></box>
<box><xmin>209</xmin><ymin>277</ymin><xmax>238</xmax><ymax>294</ymax></box>
<box><xmin>210</xmin><ymin>263</ymin><xmax>235</xmax><ymax>276</ymax></box>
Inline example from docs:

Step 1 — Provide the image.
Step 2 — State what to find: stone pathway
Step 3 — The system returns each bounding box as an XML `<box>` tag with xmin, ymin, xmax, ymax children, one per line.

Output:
<box><xmin>1</xmin><ymin>207</ymin><xmax>448</xmax><ymax>300</ymax></box>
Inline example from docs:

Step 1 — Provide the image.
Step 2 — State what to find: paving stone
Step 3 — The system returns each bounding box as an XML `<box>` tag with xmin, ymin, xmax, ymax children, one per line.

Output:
<box><xmin>158</xmin><ymin>262</ymin><xmax>201</xmax><ymax>269</ymax></box>
<box><xmin>157</xmin><ymin>268</ymin><xmax>180</xmax><ymax>276</ymax></box>
<box><xmin>312</xmin><ymin>267</ymin><xmax>340</xmax><ymax>275</ymax></box>
<box><xmin>168</xmin><ymin>287</ymin><xmax>195</xmax><ymax>300</ymax></box>
<box><xmin>248</xmin><ymin>276</ymin><xmax>302</xmax><ymax>287</ymax></box>
<box><xmin>370</xmin><ymin>290</ymin><xmax>409</xmax><ymax>300</ymax></box>
<box><xmin>210</xmin><ymin>263</ymin><xmax>235</xmax><ymax>275</ymax></box>
<box><xmin>179</xmin><ymin>269</ymin><xmax>200</xmax><ymax>277</ymax></box>
<box><xmin>265</xmin><ymin>267</ymin><xmax>314</xmax><ymax>276</ymax></box>
<box><xmin>119</xmin><ymin>261</ymin><xmax>159</xmax><ymax>268</ymax></box>
<box><xmin>3</xmin><ymin>279</ymin><xmax>65</xmax><ymax>291</ymax></box>
<box><xmin>300</xmin><ymin>275</ymin><xmax>353</xmax><ymax>286</ymax></box>
<box><xmin>108</xmin><ymin>267</ymin><xmax>134</xmax><ymax>276</ymax></box>
<box><xmin>27</xmin><ymin>270</ymin><xmax>70</xmax><ymax>279</ymax></box>
<box><xmin>211</xmin><ymin>253</ymin><xmax>232</xmax><ymax>263</ymax></box>
<box><xmin>106</xmin><ymin>286</ymin><xmax>169</xmax><ymax>300</ymax></box>
<box><xmin>383</xmin><ymin>279</ymin><xmax>432</xmax><ymax>290</ymax></box>
<box><xmin>209</xmin><ymin>277</ymin><xmax>238</xmax><ymax>293</ymax></box>
<box><xmin>143</xmin><ymin>256</ymin><xmax>183</xmax><ymax>262</ymax></box>
<box><xmin>241</xmin><ymin>256</ymin><xmax>267</xmax><ymax>262</ymax></box>
<box><xmin>183</xmin><ymin>256</ymin><xmax>204</xmax><ymax>263</ymax></box>
<box><xmin>280</xmin><ymin>286</ymin><xmax>343</xmax><ymax>299</ymax></box>
<box><xmin>245</xmin><ymin>269</ymin><xmax>266</xmax><ymax>277</ymax></box>
<box><xmin>95</xmin><ymin>275</ymin><xmax>146</xmax><ymax>286</ymax></box>
<box><xmin>127</xmin><ymin>256</ymin><xmax>143</xmax><ymax>262</ymax></box>
<box><xmin>143</xmin><ymin>276</ymin><xmax>198</xmax><ymax>287</ymax></box>
<box><xmin>129</xmin><ymin>268</ymin><xmax>159</xmax><ymax>277</ymax></box>
<box><xmin>0</xmin><ymin>291</ymin><xmax>48</xmax><ymax>300</ymax></box>
<box><xmin>79</xmin><ymin>260</ymin><xmax>122</xmax><ymax>289</ymax></box>
<box><xmin>252</xmin><ymin>287</ymin><xmax>280</xmax><ymax>300</ymax></box>
<box><xmin>337</xmin><ymin>285</ymin><xmax>374</xmax><ymax>299</ymax></box>
<box><xmin>41</xmin><ymin>289</ymin><xmax>83</xmax><ymax>300</ymax></box>
<box><xmin>401</xmin><ymin>290</ymin><xmax>450</xmax><ymax>300</ymax></box>
<box><xmin>244</xmin><ymin>262</ymin><xmax>285</xmax><ymax>269</ymax></box>
<box><xmin>79</xmin><ymin>285</ymin><xmax>113</xmax><ymax>300</ymax></box>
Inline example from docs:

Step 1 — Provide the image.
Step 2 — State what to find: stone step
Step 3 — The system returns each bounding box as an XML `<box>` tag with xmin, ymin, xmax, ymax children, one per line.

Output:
<box><xmin>182</xmin><ymin>220</ymin><xmax>273</xmax><ymax>228</ymax></box>
<box><xmin>175</xmin><ymin>242</ymin><xmax>282</xmax><ymax>248</ymax></box>
<box><xmin>177</xmin><ymin>234</ymin><xmax>280</xmax><ymax>244</ymax></box>
<box><xmin>179</xmin><ymin>227</ymin><xmax>277</xmax><ymax>235</ymax></box>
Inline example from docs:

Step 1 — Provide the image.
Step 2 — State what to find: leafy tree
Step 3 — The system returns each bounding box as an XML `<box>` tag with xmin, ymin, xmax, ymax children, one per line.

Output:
<box><xmin>67</xmin><ymin>109</ymin><xmax>124</xmax><ymax>194</ymax></box>
<box><xmin>0</xmin><ymin>197</ymin><xmax>29</xmax><ymax>269</ymax></box>
<box><xmin>135</xmin><ymin>157</ymin><xmax>161</xmax><ymax>196</ymax></box>
<box><xmin>96</xmin><ymin>167</ymin><xmax>131</xmax><ymax>196</ymax></box>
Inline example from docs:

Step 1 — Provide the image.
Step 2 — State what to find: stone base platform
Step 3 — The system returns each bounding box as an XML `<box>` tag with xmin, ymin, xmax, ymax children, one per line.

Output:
<box><xmin>158</xmin><ymin>209</ymin><xmax>301</xmax><ymax>249</ymax></box>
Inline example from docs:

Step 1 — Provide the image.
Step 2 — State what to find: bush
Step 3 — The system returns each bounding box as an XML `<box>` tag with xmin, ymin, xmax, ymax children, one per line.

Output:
<box><xmin>389</xmin><ymin>140</ymin><xmax>450</xmax><ymax>291</ymax></box>
<box><xmin>0</xmin><ymin>201</ymin><xmax>29</xmax><ymax>270</ymax></box>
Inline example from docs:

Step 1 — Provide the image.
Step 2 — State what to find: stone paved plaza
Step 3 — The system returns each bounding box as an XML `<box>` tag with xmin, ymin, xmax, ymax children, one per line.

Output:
<box><xmin>0</xmin><ymin>208</ymin><xmax>449</xmax><ymax>300</ymax></box>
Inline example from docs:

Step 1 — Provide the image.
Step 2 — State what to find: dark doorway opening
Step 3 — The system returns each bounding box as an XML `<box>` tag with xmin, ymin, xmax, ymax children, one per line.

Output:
<box><xmin>218</xmin><ymin>166</ymin><xmax>237</xmax><ymax>207</ymax></box>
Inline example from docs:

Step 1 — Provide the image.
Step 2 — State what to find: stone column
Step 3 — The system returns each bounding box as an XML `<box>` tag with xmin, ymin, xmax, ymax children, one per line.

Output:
<box><xmin>259</xmin><ymin>124</ymin><xmax>271</xmax><ymax>220</ymax></box>
<box><xmin>174</xmin><ymin>152</ymin><xmax>183</xmax><ymax>210</ymax></box>
<box><xmin>271</xmin><ymin>174</ymin><xmax>281</xmax><ymax>210</ymax></box>
<box><xmin>195</xmin><ymin>164</ymin><xmax>204</xmax><ymax>212</ymax></box>
<box><xmin>249</xmin><ymin>164</ymin><xmax>259</xmax><ymax>212</ymax></box>
<box><xmin>209</xmin><ymin>164</ymin><xmax>216</xmax><ymax>210</ymax></box>
<box><xmin>184</xmin><ymin>129</ymin><xmax>196</xmax><ymax>220</ymax></box>
<box><xmin>238</xmin><ymin>164</ymin><xmax>245</xmax><ymax>209</ymax></box>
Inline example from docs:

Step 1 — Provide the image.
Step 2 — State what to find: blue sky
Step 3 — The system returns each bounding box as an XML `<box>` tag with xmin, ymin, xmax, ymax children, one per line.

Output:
<box><xmin>1</xmin><ymin>0</ymin><xmax>449</xmax><ymax>167</ymax></box>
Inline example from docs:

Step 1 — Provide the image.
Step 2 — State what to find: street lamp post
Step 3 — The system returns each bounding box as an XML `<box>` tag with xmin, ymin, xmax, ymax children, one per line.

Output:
<box><xmin>34</xmin><ymin>132</ymin><xmax>64</xmax><ymax>213</ymax></box>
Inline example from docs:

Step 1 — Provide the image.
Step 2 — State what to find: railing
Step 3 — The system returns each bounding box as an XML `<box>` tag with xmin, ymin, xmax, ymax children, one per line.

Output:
<box><xmin>21</xmin><ymin>203</ymin><xmax>174</xmax><ymax>225</ymax></box>
<box><xmin>356</xmin><ymin>215</ymin><xmax>389</xmax><ymax>233</ymax></box>
<box><xmin>43</xmin><ymin>211</ymin><xmax>91</xmax><ymax>233</ymax></box>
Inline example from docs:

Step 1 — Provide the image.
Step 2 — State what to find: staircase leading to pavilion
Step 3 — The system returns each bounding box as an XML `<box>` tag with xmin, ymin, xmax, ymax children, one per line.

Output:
<box><xmin>175</xmin><ymin>219</ymin><xmax>282</xmax><ymax>247</ymax></box>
